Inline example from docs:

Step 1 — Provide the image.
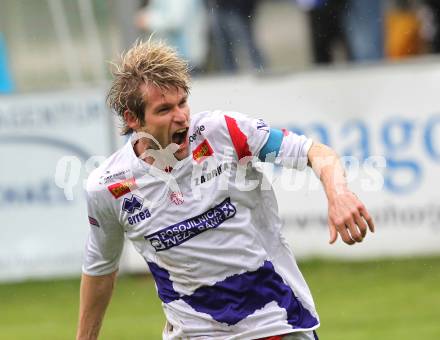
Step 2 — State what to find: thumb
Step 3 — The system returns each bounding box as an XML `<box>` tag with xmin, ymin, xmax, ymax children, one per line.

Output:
<box><xmin>329</xmin><ymin>223</ymin><xmax>338</xmax><ymax>244</ymax></box>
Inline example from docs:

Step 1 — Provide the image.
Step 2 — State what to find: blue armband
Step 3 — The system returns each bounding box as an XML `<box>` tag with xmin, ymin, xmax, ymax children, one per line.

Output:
<box><xmin>258</xmin><ymin>128</ymin><xmax>284</xmax><ymax>161</ymax></box>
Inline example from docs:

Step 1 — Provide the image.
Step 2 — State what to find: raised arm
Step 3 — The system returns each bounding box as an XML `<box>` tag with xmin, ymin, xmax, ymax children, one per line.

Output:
<box><xmin>76</xmin><ymin>271</ymin><xmax>117</xmax><ymax>340</ymax></box>
<box><xmin>307</xmin><ymin>142</ymin><xmax>375</xmax><ymax>245</ymax></box>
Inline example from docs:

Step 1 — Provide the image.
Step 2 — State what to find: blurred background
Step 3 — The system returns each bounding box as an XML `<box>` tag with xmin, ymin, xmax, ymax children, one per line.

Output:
<box><xmin>3</xmin><ymin>0</ymin><xmax>440</xmax><ymax>91</ymax></box>
<box><xmin>1</xmin><ymin>0</ymin><xmax>440</xmax><ymax>339</ymax></box>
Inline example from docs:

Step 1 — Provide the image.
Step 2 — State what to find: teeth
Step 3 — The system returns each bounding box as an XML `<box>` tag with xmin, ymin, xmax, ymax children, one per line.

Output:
<box><xmin>175</xmin><ymin>128</ymin><xmax>187</xmax><ymax>134</ymax></box>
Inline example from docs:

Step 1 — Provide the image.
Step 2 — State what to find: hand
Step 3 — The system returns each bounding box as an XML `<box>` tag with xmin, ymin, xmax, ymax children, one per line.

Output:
<box><xmin>327</xmin><ymin>190</ymin><xmax>375</xmax><ymax>245</ymax></box>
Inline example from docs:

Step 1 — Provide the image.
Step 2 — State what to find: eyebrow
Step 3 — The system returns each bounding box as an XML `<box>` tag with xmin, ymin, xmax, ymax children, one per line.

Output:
<box><xmin>153</xmin><ymin>95</ymin><xmax>188</xmax><ymax>112</ymax></box>
<box><xmin>154</xmin><ymin>103</ymin><xmax>172</xmax><ymax>112</ymax></box>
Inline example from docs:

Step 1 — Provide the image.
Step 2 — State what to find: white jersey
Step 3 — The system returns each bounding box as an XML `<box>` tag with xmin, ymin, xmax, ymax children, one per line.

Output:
<box><xmin>83</xmin><ymin>111</ymin><xmax>319</xmax><ymax>339</ymax></box>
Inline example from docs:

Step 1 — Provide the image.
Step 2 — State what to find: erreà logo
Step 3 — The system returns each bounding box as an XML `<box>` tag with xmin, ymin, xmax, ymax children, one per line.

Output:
<box><xmin>108</xmin><ymin>177</ymin><xmax>137</xmax><ymax>199</ymax></box>
<box><xmin>192</xmin><ymin>139</ymin><xmax>213</xmax><ymax>163</ymax></box>
<box><xmin>122</xmin><ymin>194</ymin><xmax>143</xmax><ymax>213</ymax></box>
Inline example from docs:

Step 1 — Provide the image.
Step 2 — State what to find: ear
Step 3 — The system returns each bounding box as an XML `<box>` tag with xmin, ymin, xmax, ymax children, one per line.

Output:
<box><xmin>124</xmin><ymin>110</ymin><xmax>140</xmax><ymax>131</ymax></box>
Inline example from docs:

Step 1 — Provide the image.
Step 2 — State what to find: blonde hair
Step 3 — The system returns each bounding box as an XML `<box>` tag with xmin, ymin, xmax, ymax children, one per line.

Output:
<box><xmin>107</xmin><ymin>39</ymin><xmax>191</xmax><ymax>135</ymax></box>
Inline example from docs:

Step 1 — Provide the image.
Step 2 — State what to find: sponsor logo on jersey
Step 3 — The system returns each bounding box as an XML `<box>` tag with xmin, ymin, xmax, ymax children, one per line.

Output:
<box><xmin>145</xmin><ymin>197</ymin><xmax>236</xmax><ymax>251</ymax></box>
<box><xmin>88</xmin><ymin>216</ymin><xmax>100</xmax><ymax>227</ymax></box>
<box><xmin>192</xmin><ymin>139</ymin><xmax>213</xmax><ymax>163</ymax></box>
<box><xmin>128</xmin><ymin>208</ymin><xmax>151</xmax><ymax>225</ymax></box>
<box><xmin>99</xmin><ymin>169</ymin><xmax>130</xmax><ymax>184</ymax></box>
<box><xmin>256</xmin><ymin>119</ymin><xmax>269</xmax><ymax>132</ymax></box>
<box><xmin>170</xmin><ymin>191</ymin><xmax>184</xmax><ymax>205</ymax></box>
<box><xmin>108</xmin><ymin>177</ymin><xmax>137</xmax><ymax>199</ymax></box>
<box><xmin>193</xmin><ymin>162</ymin><xmax>229</xmax><ymax>186</ymax></box>
<box><xmin>188</xmin><ymin>125</ymin><xmax>205</xmax><ymax>143</ymax></box>
<box><xmin>122</xmin><ymin>194</ymin><xmax>143</xmax><ymax>213</ymax></box>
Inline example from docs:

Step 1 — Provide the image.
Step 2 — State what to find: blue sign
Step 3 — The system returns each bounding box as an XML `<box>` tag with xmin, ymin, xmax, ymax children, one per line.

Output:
<box><xmin>0</xmin><ymin>33</ymin><xmax>14</xmax><ymax>93</ymax></box>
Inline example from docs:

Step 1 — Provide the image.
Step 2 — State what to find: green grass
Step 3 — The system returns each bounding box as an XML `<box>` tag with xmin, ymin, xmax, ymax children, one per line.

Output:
<box><xmin>1</xmin><ymin>257</ymin><xmax>439</xmax><ymax>340</ymax></box>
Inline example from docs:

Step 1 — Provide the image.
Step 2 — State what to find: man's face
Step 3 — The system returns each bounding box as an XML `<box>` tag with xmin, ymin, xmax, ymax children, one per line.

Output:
<box><xmin>133</xmin><ymin>83</ymin><xmax>190</xmax><ymax>160</ymax></box>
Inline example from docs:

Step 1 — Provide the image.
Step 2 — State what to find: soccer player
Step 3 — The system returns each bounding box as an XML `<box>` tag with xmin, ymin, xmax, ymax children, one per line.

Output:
<box><xmin>76</xmin><ymin>41</ymin><xmax>375</xmax><ymax>340</ymax></box>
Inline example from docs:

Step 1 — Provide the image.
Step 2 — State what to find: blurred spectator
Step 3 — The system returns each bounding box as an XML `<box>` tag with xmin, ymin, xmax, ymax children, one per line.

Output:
<box><xmin>299</xmin><ymin>0</ymin><xmax>347</xmax><ymax>64</ymax></box>
<box><xmin>423</xmin><ymin>0</ymin><xmax>440</xmax><ymax>53</ymax></box>
<box><xmin>135</xmin><ymin>0</ymin><xmax>209</xmax><ymax>73</ymax></box>
<box><xmin>297</xmin><ymin>0</ymin><xmax>384</xmax><ymax>64</ymax></box>
<box><xmin>0</xmin><ymin>33</ymin><xmax>14</xmax><ymax>93</ymax></box>
<box><xmin>206</xmin><ymin>0</ymin><xmax>266</xmax><ymax>73</ymax></box>
<box><xmin>385</xmin><ymin>0</ymin><xmax>423</xmax><ymax>59</ymax></box>
<box><xmin>344</xmin><ymin>0</ymin><xmax>384</xmax><ymax>61</ymax></box>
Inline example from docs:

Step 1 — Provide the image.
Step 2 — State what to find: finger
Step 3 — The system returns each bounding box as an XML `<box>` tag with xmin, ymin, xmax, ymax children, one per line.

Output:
<box><xmin>353</xmin><ymin>212</ymin><xmax>368</xmax><ymax>239</ymax></box>
<box><xmin>359</xmin><ymin>206</ymin><xmax>375</xmax><ymax>233</ymax></box>
<box><xmin>345</xmin><ymin>219</ymin><xmax>363</xmax><ymax>243</ymax></box>
<box><xmin>328</xmin><ymin>222</ymin><xmax>338</xmax><ymax>244</ymax></box>
<box><xmin>336</xmin><ymin>223</ymin><xmax>355</xmax><ymax>245</ymax></box>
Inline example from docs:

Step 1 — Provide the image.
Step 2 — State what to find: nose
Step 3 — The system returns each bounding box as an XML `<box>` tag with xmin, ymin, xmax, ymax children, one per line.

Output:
<box><xmin>173</xmin><ymin>107</ymin><xmax>188</xmax><ymax>123</ymax></box>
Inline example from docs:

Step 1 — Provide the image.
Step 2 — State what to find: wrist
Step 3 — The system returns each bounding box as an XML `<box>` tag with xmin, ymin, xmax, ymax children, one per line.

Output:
<box><xmin>326</xmin><ymin>183</ymin><xmax>349</xmax><ymax>204</ymax></box>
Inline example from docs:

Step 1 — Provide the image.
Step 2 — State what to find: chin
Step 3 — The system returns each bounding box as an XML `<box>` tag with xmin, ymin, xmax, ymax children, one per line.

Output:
<box><xmin>174</xmin><ymin>148</ymin><xmax>189</xmax><ymax>161</ymax></box>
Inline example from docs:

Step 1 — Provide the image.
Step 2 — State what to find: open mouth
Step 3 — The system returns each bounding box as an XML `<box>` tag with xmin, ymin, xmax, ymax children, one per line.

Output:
<box><xmin>171</xmin><ymin>128</ymin><xmax>189</xmax><ymax>145</ymax></box>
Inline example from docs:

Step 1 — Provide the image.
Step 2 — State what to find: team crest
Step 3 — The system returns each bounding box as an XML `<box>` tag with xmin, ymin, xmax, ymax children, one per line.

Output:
<box><xmin>170</xmin><ymin>191</ymin><xmax>184</xmax><ymax>205</ymax></box>
<box><xmin>108</xmin><ymin>177</ymin><xmax>137</xmax><ymax>199</ymax></box>
<box><xmin>192</xmin><ymin>139</ymin><xmax>213</xmax><ymax>163</ymax></box>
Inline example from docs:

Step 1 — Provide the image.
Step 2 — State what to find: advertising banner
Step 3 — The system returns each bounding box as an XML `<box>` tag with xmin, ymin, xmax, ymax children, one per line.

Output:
<box><xmin>0</xmin><ymin>89</ymin><xmax>113</xmax><ymax>281</ymax></box>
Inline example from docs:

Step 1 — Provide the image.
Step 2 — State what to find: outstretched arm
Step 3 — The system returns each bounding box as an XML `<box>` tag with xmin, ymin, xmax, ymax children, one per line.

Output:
<box><xmin>76</xmin><ymin>271</ymin><xmax>117</xmax><ymax>340</ymax></box>
<box><xmin>307</xmin><ymin>142</ymin><xmax>375</xmax><ymax>245</ymax></box>
<box><xmin>218</xmin><ymin>114</ymin><xmax>375</xmax><ymax>244</ymax></box>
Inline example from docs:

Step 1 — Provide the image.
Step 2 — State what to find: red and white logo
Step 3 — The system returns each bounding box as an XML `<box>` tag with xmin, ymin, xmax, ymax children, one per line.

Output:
<box><xmin>108</xmin><ymin>177</ymin><xmax>137</xmax><ymax>199</ymax></box>
<box><xmin>192</xmin><ymin>139</ymin><xmax>214</xmax><ymax>163</ymax></box>
<box><xmin>170</xmin><ymin>191</ymin><xmax>184</xmax><ymax>205</ymax></box>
